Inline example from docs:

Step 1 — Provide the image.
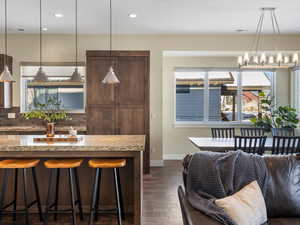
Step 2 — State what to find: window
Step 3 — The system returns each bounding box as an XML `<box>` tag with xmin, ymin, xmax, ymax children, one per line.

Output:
<box><xmin>292</xmin><ymin>69</ymin><xmax>300</xmax><ymax>114</ymax></box>
<box><xmin>21</xmin><ymin>64</ymin><xmax>85</xmax><ymax>112</ymax></box>
<box><xmin>175</xmin><ymin>69</ymin><xmax>274</xmax><ymax>124</ymax></box>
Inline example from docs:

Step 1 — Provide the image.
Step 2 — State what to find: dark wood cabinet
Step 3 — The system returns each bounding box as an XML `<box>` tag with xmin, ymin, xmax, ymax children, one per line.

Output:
<box><xmin>0</xmin><ymin>54</ymin><xmax>13</xmax><ymax>108</ymax></box>
<box><xmin>86</xmin><ymin>51</ymin><xmax>150</xmax><ymax>173</ymax></box>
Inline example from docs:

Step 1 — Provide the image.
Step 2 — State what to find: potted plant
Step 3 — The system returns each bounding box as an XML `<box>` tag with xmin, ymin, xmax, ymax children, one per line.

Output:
<box><xmin>250</xmin><ymin>92</ymin><xmax>299</xmax><ymax>132</ymax></box>
<box><xmin>23</xmin><ymin>98</ymin><xmax>69</xmax><ymax>137</ymax></box>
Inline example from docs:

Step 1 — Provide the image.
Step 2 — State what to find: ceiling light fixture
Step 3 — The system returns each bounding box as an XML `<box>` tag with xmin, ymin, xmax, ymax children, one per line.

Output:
<box><xmin>0</xmin><ymin>0</ymin><xmax>14</xmax><ymax>82</ymax></box>
<box><xmin>70</xmin><ymin>0</ymin><xmax>83</xmax><ymax>82</ymax></box>
<box><xmin>128</xmin><ymin>13</ymin><xmax>137</xmax><ymax>18</ymax></box>
<box><xmin>54</xmin><ymin>13</ymin><xmax>64</xmax><ymax>18</ymax></box>
<box><xmin>238</xmin><ymin>7</ymin><xmax>298</xmax><ymax>69</ymax></box>
<box><xmin>102</xmin><ymin>0</ymin><xmax>120</xmax><ymax>84</ymax></box>
<box><xmin>34</xmin><ymin>0</ymin><xmax>47</xmax><ymax>82</ymax></box>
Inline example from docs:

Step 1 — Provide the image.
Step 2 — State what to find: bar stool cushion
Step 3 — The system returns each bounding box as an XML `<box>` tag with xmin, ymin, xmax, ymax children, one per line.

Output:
<box><xmin>44</xmin><ymin>159</ymin><xmax>83</xmax><ymax>168</ymax></box>
<box><xmin>88</xmin><ymin>159</ymin><xmax>126</xmax><ymax>168</ymax></box>
<box><xmin>0</xmin><ymin>159</ymin><xmax>40</xmax><ymax>168</ymax></box>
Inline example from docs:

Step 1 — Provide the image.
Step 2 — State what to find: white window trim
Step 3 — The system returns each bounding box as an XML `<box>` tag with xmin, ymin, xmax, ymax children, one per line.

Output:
<box><xmin>173</xmin><ymin>67</ymin><xmax>276</xmax><ymax>127</ymax></box>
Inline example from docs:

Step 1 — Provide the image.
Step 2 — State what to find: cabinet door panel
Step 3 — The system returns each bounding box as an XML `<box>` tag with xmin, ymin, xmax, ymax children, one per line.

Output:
<box><xmin>117</xmin><ymin>57</ymin><xmax>147</xmax><ymax>105</ymax></box>
<box><xmin>87</xmin><ymin>106</ymin><xmax>115</xmax><ymax>134</ymax></box>
<box><xmin>86</xmin><ymin>57</ymin><xmax>116</xmax><ymax>105</ymax></box>
<box><xmin>117</xmin><ymin>107</ymin><xmax>145</xmax><ymax>135</ymax></box>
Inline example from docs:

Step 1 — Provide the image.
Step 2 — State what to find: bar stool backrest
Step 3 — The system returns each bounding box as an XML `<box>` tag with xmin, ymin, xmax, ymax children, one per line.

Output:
<box><xmin>271</xmin><ymin>136</ymin><xmax>300</xmax><ymax>155</ymax></box>
<box><xmin>271</xmin><ymin>128</ymin><xmax>295</xmax><ymax>137</ymax></box>
<box><xmin>240</xmin><ymin>127</ymin><xmax>265</xmax><ymax>136</ymax></box>
<box><xmin>211</xmin><ymin>128</ymin><xmax>235</xmax><ymax>138</ymax></box>
<box><xmin>234</xmin><ymin>135</ymin><xmax>267</xmax><ymax>155</ymax></box>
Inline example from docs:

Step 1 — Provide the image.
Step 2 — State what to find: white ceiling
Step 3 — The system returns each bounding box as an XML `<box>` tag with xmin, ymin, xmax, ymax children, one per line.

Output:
<box><xmin>1</xmin><ymin>0</ymin><xmax>300</xmax><ymax>34</ymax></box>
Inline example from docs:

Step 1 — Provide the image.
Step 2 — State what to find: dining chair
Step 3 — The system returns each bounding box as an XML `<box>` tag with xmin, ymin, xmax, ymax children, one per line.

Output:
<box><xmin>240</xmin><ymin>127</ymin><xmax>265</xmax><ymax>136</ymax></box>
<box><xmin>234</xmin><ymin>136</ymin><xmax>267</xmax><ymax>155</ymax></box>
<box><xmin>211</xmin><ymin>128</ymin><xmax>235</xmax><ymax>138</ymax></box>
<box><xmin>271</xmin><ymin>136</ymin><xmax>300</xmax><ymax>155</ymax></box>
<box><xmin>271</xmin><ymin>128</ymin><xmax>295</xmax><ymax>137</ymax></box>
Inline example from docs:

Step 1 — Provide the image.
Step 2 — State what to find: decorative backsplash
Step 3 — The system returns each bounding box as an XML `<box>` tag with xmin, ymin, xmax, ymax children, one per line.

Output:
<box><xmin>0</xmin><ymin>107</ymin><xmax>86</xmax><ymax>127</ymax></box>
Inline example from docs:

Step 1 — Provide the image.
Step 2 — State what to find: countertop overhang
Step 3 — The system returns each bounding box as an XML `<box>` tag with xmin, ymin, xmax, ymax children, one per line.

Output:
<box><xmin>0</xmin><ymin>135</ymin><xmax>145</xmax><ymax>152</ymax></box>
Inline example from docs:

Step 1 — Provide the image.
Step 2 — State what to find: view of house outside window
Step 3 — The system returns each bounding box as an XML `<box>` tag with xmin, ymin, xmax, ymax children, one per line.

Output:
<box><xmin>21</xmin><ymin>65</ymin><xmax>85</xmax><ymax>112</ymax></box>
<box><xmin>175</xmin><ymin>69</ymin><xmax>274</xmax><ymax>124</ymax></box>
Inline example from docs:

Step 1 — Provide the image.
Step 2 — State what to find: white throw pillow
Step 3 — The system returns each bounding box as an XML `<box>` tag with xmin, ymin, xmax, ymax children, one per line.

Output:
<box><xmin>215</xmin><ymin>180</ymin><xmax>267</xmax><ymax>225</ymax></box>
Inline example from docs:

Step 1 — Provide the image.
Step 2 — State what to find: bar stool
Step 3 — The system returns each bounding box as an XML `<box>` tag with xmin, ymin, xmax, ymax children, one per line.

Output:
<box><xmin>43</xmin><ymin>159</ymin><xmax>84</xmax><ymax>225</ymax></box>
<box><xmin>88</xmin><ymin>159</ymin><xmax>126</xmax><ymax>225</ymax></box>
<box><xmin>0</xmin><ymin>159</ymin><xmax>43</xmax><ymax>225</ymax></box>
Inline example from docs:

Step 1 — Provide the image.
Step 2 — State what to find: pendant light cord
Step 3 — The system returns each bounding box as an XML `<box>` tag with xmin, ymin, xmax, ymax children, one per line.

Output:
<box><xmin>109</xmin><ymin>0</ymin><xmax>112</xmax><ymax>57</ymax></box>
<box><xmin>4</xmin><ymin>0</ymin><xmax>7</xmax><ymax>66</ymax></box>
<box><xmin>75</xmin><ymin>0</ymin><xmax>78</xmax><ymax>68</ymax></box>
<box><xmin>39</xmin><ymin>0</ymin><xmax>42</xmax><ymax>68</ymax></box>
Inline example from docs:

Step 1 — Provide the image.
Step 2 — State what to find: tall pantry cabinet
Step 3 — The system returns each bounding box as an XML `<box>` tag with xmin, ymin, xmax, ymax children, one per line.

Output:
<box><xmin>86</xmin><ymin>51</ymin><xmax>150</xmax><ymax>173</ymax></box>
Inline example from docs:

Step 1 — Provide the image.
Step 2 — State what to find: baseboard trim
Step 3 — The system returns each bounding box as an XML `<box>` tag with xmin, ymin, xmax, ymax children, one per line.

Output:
<box><xmin>150</xmin><ymin>160</ymin><xmax>164</xmax><ymax>167</ymax></box>
<box><xmin>163</xmin><ymin>154</ymin><xmax>186</xmax><ymax>160</ymax></box>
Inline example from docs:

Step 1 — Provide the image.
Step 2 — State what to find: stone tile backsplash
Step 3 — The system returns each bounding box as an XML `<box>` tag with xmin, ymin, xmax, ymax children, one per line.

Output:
<box><xmin>0</xmin><ymin>107</ymin><xmax>86</xmax><ymax>127</ymax></box>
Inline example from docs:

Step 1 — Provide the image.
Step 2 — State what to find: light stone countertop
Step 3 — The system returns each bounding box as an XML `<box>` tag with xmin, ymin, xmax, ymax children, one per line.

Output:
<box><xmin>0</xmin><ymin>135</ymin><xmax>145</xmax><ymax>152</ymax></box>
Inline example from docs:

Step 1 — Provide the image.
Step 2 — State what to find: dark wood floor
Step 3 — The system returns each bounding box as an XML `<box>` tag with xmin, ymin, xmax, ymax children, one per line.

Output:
<box><xmin>1</xmin><ymin>161</ymin><xmax>183</xmax><ymax>225</ymax></box>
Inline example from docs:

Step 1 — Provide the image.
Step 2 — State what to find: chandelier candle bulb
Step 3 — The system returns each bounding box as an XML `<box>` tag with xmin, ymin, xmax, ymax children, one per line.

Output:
<box><xmin>243</xmin><ymin>52</ymin><xmax>249</xmax><ymax>64</ymax></box>
<box><xmin>284</xmin><ymin>56</ymin><xmax>290</xmax><ymax>64</ymax></box>
<box><xmin>268</xmin><ymin>56</ymin><xmax>274</xmax><ymax>64</ymax></box>
<box><xmin>253</xmin><ymin>56</ymin><xmax>259</xmax><ymax>64</ymax></box>
<box><xmin>237</xmin><ymin>56</ymin><xmax>243</xmax><ymax>66</ymax></box>
<box><xmin>277</xmin><ymin>53</ymin><xmax>283</xmax><ymax>63</ymax></box>
<box><xmin>260</xmin><ymin>53</ymin><xmax>266</xmax><ymax>64</ymax></box>
<box><xmin>293</xmin><ymin>53</ymin><xmax>299</xmax><ymax>64</ymax></box>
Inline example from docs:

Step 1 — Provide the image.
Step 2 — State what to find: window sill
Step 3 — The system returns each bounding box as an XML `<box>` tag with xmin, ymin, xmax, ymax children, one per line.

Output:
<box><xmin>174</xmin><ymin>121</ymin><xmax>252</xmax><ymax>128</ymax></box>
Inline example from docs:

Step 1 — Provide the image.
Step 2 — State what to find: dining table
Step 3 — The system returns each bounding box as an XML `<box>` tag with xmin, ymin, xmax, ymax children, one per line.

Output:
<box><xmin>0</xmin><ymin>134</ymin><xmax>145</xmax><ymax>225</ymax></box>
<box><xmin>189</xmin><ymin>137</ymin><xmax>274</xmax><ymax>152</ymax></box>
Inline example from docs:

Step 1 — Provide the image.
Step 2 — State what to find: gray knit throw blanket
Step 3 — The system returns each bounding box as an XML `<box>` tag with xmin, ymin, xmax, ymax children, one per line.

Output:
<box><xmin>186</xmin><ymin>151</ymin><xmax>268</xmax><ymax>225</ymax></box>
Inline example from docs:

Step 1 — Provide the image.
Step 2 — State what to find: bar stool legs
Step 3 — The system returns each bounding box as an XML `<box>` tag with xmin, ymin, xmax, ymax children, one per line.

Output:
<box><xmin>0</xmin><ymin>167</ymin><xmax>43</xmax><ymax>224</ymax></box>
<box><xmin>89</xmin><ymin>167</ymin><xmax>125</xmax><ymax>225</ymax></box>
<box><xmin>89</xmin><ymin>168</ymin><xmax>100</xmax><ymax>225</ymax></box>
<box><xmin>74</xmin><ymin>168</ymin><xmax>84</xmax><ymax>220</ymax></box>
<box><xmin>113</xmin><ymin>168</ymin><xmax>122</xmax><ymax>225</ymax></box>
<box><xmin>13</xmin><ymin>169</ymin><xmax>18</xmax><ymax>221</ymax></box>
<box><xmin>44</xmin><ymin>167</ymin><xmax>84</xmax><ymax>225</ymax></box>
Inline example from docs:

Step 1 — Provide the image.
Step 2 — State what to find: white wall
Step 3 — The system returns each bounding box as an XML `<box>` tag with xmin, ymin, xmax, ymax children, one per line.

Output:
<box><xmin>1</xmin><ymin>34</ymin><xmax>300</xmax><ymax>162</ymax></box>
<box><xmin>162</xmin><ymin>56</ymin><xmax>291</xmax><ymax>160</ymax></box>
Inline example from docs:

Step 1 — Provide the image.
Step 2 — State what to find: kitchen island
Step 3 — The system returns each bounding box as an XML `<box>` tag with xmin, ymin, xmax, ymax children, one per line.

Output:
<box><xmin>0</xmin><ymin>135</ymin><xmax>145</xmax><ymax>225</ymax></box>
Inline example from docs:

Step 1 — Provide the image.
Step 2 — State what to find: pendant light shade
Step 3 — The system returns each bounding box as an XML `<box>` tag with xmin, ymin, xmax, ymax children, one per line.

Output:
<box><xmin>102</xmin><ymin>66</ymin><xmax>119</xmax><ymax>84</ymax></box>
<box><xmin>0</xmin><ymin>0</ymin><xmax>13</xmax><ymax>82</ymax></box>
<box><xmin>102</xmin><ymin>0</ymin><xmax>120</xmax><ymax>84</ymax></box>
<box><xmin>34</xmin><ymin>0</ymin><xmax>47</xmax><ymax>82</ymax></box>
<box><xmin>0</xmin><ymin>66</ymin><xmax>13</xmax><ymax>82</ymax></box>
<box><xmin>70</xmin><ymin>68</ymin><xmax>83</xmax><ymax>82</ymax></box>
<box><xmin>34</xmin><ymin>67</ymin><xmax>47</xmax><ymax>82</ymax></box>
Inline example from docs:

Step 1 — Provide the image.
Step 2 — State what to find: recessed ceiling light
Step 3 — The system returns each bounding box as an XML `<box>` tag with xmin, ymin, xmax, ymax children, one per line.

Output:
<box><xmin>128</xmin><ymin>13</ymin><xmax>137</xmax><ymax>18</ymax></box>
<box><xmin>42</xmin><ymin>27</ymin><xmax>48</xmax><ymax>31</ymax></box>
<box><xmin>236</xmin><ymin>29</ymin><xmax>248</xmax><ymax>33</ymax></box>
<box><xmin>54</xmin><ymin>13</ymin><xmax>64</xmax><ymax>18</ymax></box>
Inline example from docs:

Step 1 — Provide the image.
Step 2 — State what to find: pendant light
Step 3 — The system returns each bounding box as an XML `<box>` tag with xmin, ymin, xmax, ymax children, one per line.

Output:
<box><xmin>70</xmin><ymin>0</ymin><xmax>83</xmax><ymax>82</ymax></box>
<box><xmin>34</xmin><ymin>0</ymin><xmax>47</xmax><ymax>82</ymax></box>
<box><xmin>102</xmin><ymin>0</ymin><xmax>120</xmax><ymax>84</ymax></box>
<box><xmin>0</xmin><ymin>0</ymin><xmax>13</xmax><ymax>82</ymax></box>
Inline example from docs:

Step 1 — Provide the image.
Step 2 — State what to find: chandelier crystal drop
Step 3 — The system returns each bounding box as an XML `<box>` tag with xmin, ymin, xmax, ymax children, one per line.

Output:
<box><xmin>238</xmin><ymin>8</ymin><xmax>298</xmax><ymax>69</ymax></box>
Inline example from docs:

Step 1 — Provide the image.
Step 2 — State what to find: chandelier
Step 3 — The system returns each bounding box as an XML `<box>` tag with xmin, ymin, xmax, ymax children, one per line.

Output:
<box><xmin>238</xmin><ymin>8</ymin><xmax>298</xmax><ymax>69</ymax></box>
